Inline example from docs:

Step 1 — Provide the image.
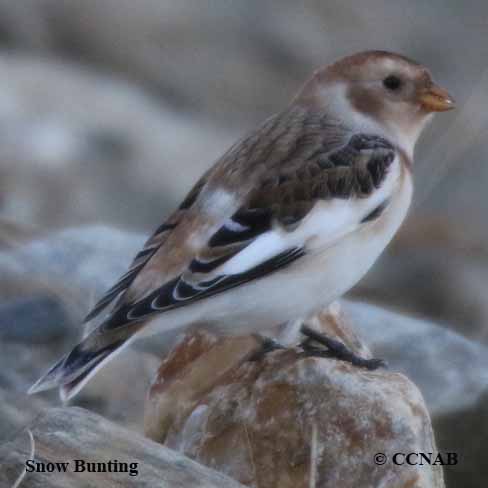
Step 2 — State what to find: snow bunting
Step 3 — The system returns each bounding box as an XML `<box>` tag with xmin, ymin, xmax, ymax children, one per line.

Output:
<box><xmin>29</xmin><ymin>50</ymin><xmax>454</xmax><ymax>400</ymax></box>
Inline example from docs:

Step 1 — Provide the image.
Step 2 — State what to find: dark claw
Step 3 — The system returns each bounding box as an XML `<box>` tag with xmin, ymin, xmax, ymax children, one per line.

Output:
<box><xmin>299</xmin><ymin>325</ymin><xmax>387</xmax><ymax>371</ymax></box>
<box><xmin>349</xmin><ymin>356</ymin><xmax>387</xmax><ymax>371</ymax></box>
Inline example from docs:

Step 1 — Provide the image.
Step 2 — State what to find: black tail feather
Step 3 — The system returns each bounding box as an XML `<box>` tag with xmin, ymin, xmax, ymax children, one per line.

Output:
<box><xmin>28</xmin><ymin>335</ymin><xmax>126</xmax><ymax>400</ymax></box>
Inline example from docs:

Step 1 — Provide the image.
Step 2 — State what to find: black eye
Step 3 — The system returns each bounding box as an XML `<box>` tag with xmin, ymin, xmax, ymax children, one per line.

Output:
<box><xmin>383</xmin><ymin>75</ymin><xmax>402</xmax><ymax>91</ymax></box>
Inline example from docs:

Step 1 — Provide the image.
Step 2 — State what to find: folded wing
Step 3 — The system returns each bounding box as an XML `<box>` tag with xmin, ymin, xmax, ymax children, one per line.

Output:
<box><xmin>93</xmin><ymin>119</ymin><xmax>396</xmax><ymax>331</ymax></box>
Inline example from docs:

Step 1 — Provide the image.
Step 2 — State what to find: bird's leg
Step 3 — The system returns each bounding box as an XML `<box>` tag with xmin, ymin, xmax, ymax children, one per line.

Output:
<box><xmin>247</xmin><ymin>335</ymin><xmax>286</xmax><ymax>362</ymax></box>
<box><xmin>299</xmin><ymin>324</ymin><xmax>387</xmax><ymax>370</ymax></box>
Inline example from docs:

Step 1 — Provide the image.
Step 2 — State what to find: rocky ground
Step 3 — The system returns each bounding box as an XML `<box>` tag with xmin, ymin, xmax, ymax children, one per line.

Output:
<box><xmin>1</xmin><ymin>407</ymin><xmax>247</xmax><ymax>488</ymax></box>
<box><xmin>1</xmin><ymin>226</ymin><xmax>487</xmax><ymax>487</ymax></box>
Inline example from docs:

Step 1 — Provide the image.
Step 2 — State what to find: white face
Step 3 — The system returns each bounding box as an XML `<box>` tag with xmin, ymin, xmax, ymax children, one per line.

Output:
<box><xmin>296</xmin><ymin>52</ymin><xmax>453</xmax><ymax>159</ymax></box>
<box><xmin>319</xmin><ymin>82</ymin><xmax>430</xmax><ymax>159</ymax></box>
<box><xmin>319</xmin><ymin>57</ymin><xmax>439</xmax><ymax>158</ymax></box>
<box><xmin>361</xmin><ymin>59</ymin><xmax>433</xmax><ymax>143</ymax></box>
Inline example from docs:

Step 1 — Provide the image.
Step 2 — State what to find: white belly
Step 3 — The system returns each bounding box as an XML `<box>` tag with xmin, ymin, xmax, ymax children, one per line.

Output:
<box><xmin>142</xmin><ymin>164</ymin><xmax>413</xmax><ymax>339</ymax></box>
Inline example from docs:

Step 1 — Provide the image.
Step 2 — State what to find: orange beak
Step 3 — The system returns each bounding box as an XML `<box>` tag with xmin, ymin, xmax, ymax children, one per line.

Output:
<box><xmin>419</xmin><ymin>83</ymin><xmax>455</xmax><ymax>112</ymax></box>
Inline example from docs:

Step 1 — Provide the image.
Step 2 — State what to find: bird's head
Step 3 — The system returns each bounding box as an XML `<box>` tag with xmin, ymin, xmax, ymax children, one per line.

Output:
<box><xmin>295</xmin><ymin>50</ymin><xmax>455</xmax><ymax>158</ymax></box>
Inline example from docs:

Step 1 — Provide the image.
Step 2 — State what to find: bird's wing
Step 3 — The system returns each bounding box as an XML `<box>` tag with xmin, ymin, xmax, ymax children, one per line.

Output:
<box><xmin>83</xmin><ymin>173</ymin><xmax>209</xmax><ymax>323</ymax></box>
<box><xmin>86</xmin><ymin>108</ymin><xmax>396</xmax><ymax>332</ymax></box>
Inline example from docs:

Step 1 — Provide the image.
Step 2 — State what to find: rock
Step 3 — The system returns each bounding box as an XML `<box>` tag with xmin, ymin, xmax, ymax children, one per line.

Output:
<box><xmin>0</xmin><ymin>226</ymin><xmax>145</xmax><ymax>316</ymax></box>
<box><xmin>355</xmin><ymin>217</ymin><xmax>488</xmax><ymax>346</ymax></box>
<box><xmin>0</xmin><ymin>341</ymin><xmax>66</xmax><ymax>394</ymax></box>
<box><xmin>27</xmin><ymin>0</ymin><xmax>316</xmax><ymax>126</ymax></box>
<box><xmin>330</xmin><ymin>301</ymin><xmax>488</xmax><ymax>488</ymax></box>
<box><xmin>0</xmin><ymin>229</ymin><xmax>160</xmax><ymax>432</ymax></box>
<box><xmin>0</xmin><ymin>0</ymin><xmax>52</xmax><ymax>50</ymax></box>
<box><xmin>145</xmin><ymin>312</ymin><xmax>445</xmax><ymax>488</ymax></box>
<box><xmin>0</xmin><ymin>295</ymin><xmax>74</xmax><ymax>343</ymax></box>
<box><xmin>73</xmin><ymin>347</ymin><xmax>162</xmax><ymax>432</ymax></box>
<box><xmin>0</xmin><ymin>226</ymin><xmax>165</xmax><ymax>431</ymax></box>
<box><xmin>434</xmin><ymin>390</ymin><xmax>488</xmax><ymax>488</ymax></box>
<box><xmin>0</xmin><ymin>54</ymin><xmax>235</xmax><ymax>231</ymax></box>
<box><xmin>0</xmin><ymin>406</ymin><xmax>246</xmax><ymax>488</ymax></box>
<box><xmin>0</xmin><ymin>218</ymin><xmax>41</xmax><ymax>250</ymax></box>
<box><xmin>0</xmin><ymin>337</ymin><xmax>161</xmax><ymax>434</ymax></box>
<box><xmin>144</xmin><ymin>333</ymin><xmax>262</xmax><ymax>441</ymax></box>
<box><xmin>345</xmin><ymin>300</ymin><xmax>488</xmax><ymax>417</ymax></box>
<box><xmin>145</xmin><ymin>300</ymin><xmax>488</xmax><ymax>487</ymax></box>
<box><xmin>0</xmin><ymin>387</ymin><xmax>50</xmax><ymax>442</ymax></box>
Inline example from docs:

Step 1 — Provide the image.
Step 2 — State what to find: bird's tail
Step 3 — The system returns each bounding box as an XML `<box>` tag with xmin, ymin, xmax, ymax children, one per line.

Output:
<box><xmin>28</xmin><ymin>327</ymin><xmax>136</xmax><ymax>402</ymax></box>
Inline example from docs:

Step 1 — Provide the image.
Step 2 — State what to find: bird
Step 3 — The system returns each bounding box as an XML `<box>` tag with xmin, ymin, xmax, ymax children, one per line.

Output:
<box><xmin>29</xmin><ymin>50</ymin><xmax>454</xmax><ymax>401</ymax></box>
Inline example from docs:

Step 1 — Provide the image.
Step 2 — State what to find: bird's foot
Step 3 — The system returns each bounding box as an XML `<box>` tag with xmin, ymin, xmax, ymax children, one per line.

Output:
<box><xmin>299</xmin><ymin>324</ymin><xmax>387</xmax><ymax>371</ymax></box>
<box><xmin>247</xmin><ymin>336</ymin><xmax>286</xmax><ymax>362</ymax></box>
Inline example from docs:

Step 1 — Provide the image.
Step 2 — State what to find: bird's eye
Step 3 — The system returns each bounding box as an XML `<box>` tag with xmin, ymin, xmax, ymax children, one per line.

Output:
<box><xmin>383</xmin><ymin>75</ymin><xmax>402</xmax><ymax>91</ymax></box>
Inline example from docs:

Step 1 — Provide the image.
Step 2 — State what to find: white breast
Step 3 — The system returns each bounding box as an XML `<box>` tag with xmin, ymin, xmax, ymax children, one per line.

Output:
<box><xmin>220</xmin><ymin>154</ymin><xmax>405</xmax><ymax>275</ymax></box>
<box><xmin>305</xmin><ymin>161</ymin><xmax>413</xmax><ymax>301</ymax></box>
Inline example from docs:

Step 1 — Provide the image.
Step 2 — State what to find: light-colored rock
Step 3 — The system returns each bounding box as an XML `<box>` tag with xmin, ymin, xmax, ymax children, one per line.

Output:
<box><xmin>35</xmin><ymin>0</ymin><xmax>317</xmax><ymax>125</ymax></box>
<box><xmin>0</xmin><ymin>228</ymin><xmax>162</xmax><ymax>430</ymax></box>
<box><xmin>346</xmin><ymin>300</ymin><xmax>488</xmax><ymax>488</ymax></box>
<box><xmin>0</xmin><ymin>226</ymin><xmax>145</xmax><ymax>316</ymax></box>
<box><xmin>145</xmin><ymin>333</ymin><xmax>262</xmax><ymax>441</ymax></box>
<box><xmin>145</xmin><ymin>318</ymin><xmax>445</xmax><ymax>488</ymax></box>
<box><xmin>0</xmin><ymin>388</ymin><xmax>50</xmax><ymax>441</ymax></box>
<box><xmin>75</xmin><ymin>347</ymin><xmax>162</xmax><ymax>432</ymax></box>
<box><xmin>0</xmin><ymin>53</ymin><xmax>235</xmax><ymax>231</ymax></box>
<box><xmin>356</xmin><ymin>217</ymin><xmax>488</xmax><ymax>346</ymax></box>
<box><xmin>0</xmin><ymin>338</ymin><xmax>161</xmax><ymax>434</ymax></box>
<box><xmin>346</xmin><ymin>300</ymin><xmax>488</xmax><ymax>417</ymax></box>
<box><xmin>0</xmin><ymin>342</ymin><xmax>66</xmax><ymax>395</ymax></box>
<box><xmin>0</xmin><ymin>406</ymin><xmax>246</xmax><ymax>488</ymax></box>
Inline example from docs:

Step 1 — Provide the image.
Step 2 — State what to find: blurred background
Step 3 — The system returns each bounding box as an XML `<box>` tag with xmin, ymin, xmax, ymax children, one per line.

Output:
<box><xmin>0</xmin><ymin>1</ymin><xmax>487</xmax><ymax>487</ymax></box>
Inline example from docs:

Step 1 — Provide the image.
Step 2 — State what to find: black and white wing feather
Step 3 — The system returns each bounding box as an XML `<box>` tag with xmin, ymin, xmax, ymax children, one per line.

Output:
<box><xmin>93</xmin><ymin>121</ymin><xmax>396</xmax><ymax>331</ymax></box>
<box><xmin>83</xmin><ymin>173</ymin><xmax>209</xmax><ymax>322</ymax></box>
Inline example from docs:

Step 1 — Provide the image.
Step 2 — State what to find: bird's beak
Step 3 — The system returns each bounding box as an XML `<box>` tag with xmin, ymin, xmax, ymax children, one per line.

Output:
<box><xmin>419</xmin><ymin>83</ymin><xmax>455</xmax><ymax>112</ymax></box>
